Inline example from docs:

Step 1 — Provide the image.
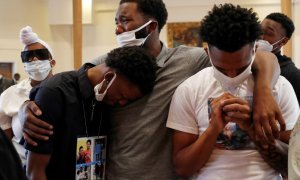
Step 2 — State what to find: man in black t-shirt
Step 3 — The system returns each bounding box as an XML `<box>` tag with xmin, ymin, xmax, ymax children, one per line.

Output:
<box><xmin>261</xmin><ymin>12</ymin><xmax>300</xmax><ymax>105</ymax></box>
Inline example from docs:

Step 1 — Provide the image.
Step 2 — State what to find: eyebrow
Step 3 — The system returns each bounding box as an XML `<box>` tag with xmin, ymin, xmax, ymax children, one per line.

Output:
<box><xmin>265</xmin><ymin>25</ymin><xmax>275</xmax><ymax>33</ymax></box>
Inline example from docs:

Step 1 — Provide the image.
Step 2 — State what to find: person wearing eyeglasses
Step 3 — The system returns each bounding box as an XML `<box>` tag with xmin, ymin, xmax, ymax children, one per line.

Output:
<box><xmin>0</xmin><ymin>26</ymin><xmax>55</xmax><ymax>167</ymax></box>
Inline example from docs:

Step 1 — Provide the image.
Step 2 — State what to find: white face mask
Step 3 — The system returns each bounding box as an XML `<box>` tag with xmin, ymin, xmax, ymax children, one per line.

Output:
<box><xmin>24</xmin><ymin>60</ymin><xmax>52</xmax><ymax>81</ymax></box>
<box><xmin>208</xmin><ymin>45</ymin><xmax>256</xmax><ymax>90</ymax></box>
<box><xmin>256</xmin><ymin>39</ymin><xmax>273</xmax><ymax>52</ymax></box>
<box><xmin>256</xmin><ymin>37</ymin><xmax>285</xmax><ymax>52</ymax></box>
<box><xmin>94</xmin><ymin>73</ymin><xmax>117</xmax><ymax>101</ymax></box>
<box><xmin>116</xmin><ymin>20</ymin><xmax>153</xmax><ymax>47</ymax></box>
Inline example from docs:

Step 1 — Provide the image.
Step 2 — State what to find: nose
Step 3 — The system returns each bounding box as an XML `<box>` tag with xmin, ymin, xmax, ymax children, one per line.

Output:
<box><xmin>31</xmin><ymin>56</ymin><xmax>39</xmax><ymax>61</ymax></box>
<box><xmin>115</xmin><ymin>24</ymin><xmax>125</xmax><ymax>35</ymax></box>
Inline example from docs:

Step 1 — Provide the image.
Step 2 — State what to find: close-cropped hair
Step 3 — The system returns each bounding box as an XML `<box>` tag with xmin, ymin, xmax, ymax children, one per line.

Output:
<box><xmin>119</xmin><ymin>0</ymin><xmax>168</xmax><ymax>32</ymax></box>
<box><xmin>200</xmin><ymin>3</ymin><xmax>262</xmax><ymax>52</ymax></box>
<box><xmin>105</xmin><ymin>46</ymin><xmax>158</xmax><ymax>95</ymax></box>
<box><xmin>266</xmin><ymin>12</ymin><xmax>295</xmax><ymax>38</ymax></box>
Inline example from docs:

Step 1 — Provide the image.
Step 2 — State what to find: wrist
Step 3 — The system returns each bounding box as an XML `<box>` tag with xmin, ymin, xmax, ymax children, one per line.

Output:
<box><xmin>206</xmin><ymin>124</ymin><xmax>222</xmax><ymax>136</ymax></box>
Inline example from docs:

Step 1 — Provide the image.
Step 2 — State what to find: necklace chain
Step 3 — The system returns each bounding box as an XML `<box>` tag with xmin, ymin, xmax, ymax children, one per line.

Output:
<box><xmin>82</xmin><ymin>99</ymin><xmax>103</xmax><ymax>137</ymax></box>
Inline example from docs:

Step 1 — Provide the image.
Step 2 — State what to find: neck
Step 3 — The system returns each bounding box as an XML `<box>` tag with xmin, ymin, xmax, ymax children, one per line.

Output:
<box><xmin>144</xmin><ymin>31</ymin><xmax>162</xmax><ymax>58</ymax></box>
<box><xmin>86</xmin><ymin>64</ymin><xmax>107</xmax><ymax>86</ymax></box>
<box><xmin>30</xmin><ymin>73</ymin><xmax>53</xmax><ymax>87</ymax></box>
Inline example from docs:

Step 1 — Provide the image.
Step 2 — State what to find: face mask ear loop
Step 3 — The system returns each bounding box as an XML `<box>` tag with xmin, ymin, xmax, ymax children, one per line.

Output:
<box><xmin>271</xmin><ymin>37</ymin><xmax>286</xmax><ymax>46</ymax></box>
<box><xmin>103</xmin><ymin>72</ymin><xmax>117</xmax><ymax>91</ymax></box>
<box><xmin>271</xmin><ymin>37</ymin><xmax>286</xmax><ymax>52</ymax></box>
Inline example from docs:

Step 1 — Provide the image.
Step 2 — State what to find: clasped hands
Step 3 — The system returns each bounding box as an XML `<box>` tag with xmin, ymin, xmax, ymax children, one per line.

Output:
<box><xmin>209</xmin><ymin>92</ymin><xmax>252</xmax><ymax>135</ymax></box>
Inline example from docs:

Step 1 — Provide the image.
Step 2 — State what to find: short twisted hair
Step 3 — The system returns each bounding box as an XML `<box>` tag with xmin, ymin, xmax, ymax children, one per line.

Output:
<box><xmin>106</xmin><ymin>46</ymin><xmax>158</xmax><ymax>95</ymax></box>
<box><xmin>266</xmin><ymin>12</ymin><xmax>295</xmax><ymax>38</ymax></box>
<box><xmin>200</xmin><ymin>3</ymin><xmax>262</xmax><ymax>52</ymax></box>
<box><xmin>120</xmin><ymin>0</ymin><xmax>168</xmax><ymax>32</ymax></box>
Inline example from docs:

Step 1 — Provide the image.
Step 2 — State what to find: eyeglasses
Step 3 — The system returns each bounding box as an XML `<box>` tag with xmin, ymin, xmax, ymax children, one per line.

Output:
<box><xmin>21</xmin><ymin>49</ymin><xmax>51</xmax><ymax>62</ymax></box>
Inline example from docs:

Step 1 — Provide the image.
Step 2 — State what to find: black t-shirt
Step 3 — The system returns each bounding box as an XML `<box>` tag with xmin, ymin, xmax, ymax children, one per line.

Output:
<box><xmin>0</xmin><ymin>128</ymin><xmax>26</xmax><ymax>180</ymax></box>
<box><xmin>25</xmin><ymin>63</ymin><xmax>109</xmax><ymax>180</ymax></box>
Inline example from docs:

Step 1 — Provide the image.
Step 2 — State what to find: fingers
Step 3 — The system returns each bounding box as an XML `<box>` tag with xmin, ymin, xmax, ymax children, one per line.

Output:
<box><xmin>252</xmin><ymin>119</ymin><xmax>268</xmax><ymax>147</ymax></box>
<box><xmin>223</xmin><ymin>112</ymin><xmax>250</xmax><ymax>122</ymax></box>
<box><xmin>25</xmin><ymin>113</ymin><xmax>53</xmax><ymax>132</ymax></box>
<box><xmin>27</xmin><ymin>101</ymin><xmax>42</xmax><ymax>116</ymax></box>
<box><xmin>23</xmin><ymin>132</ymin><xmax>37</xmax><ymax>146</ymax></box>
<box><xmin>276</xmin><ymin>112</ymin><xmax>286</xmax><ymax>132</ymax></box>
<box><xmin>252</xmin><ymin>112</ymin><xmax>274</xmax><ymax>146</ymax></box>
<box><xmin>261</xmin><ymin>115</ymin><xmax>275</xmax><ymax>143</ymax></box>
<box><xmin>23</xmin><ymin>116</ymin><xmax>53</xmax><ymax>140</ymax></box>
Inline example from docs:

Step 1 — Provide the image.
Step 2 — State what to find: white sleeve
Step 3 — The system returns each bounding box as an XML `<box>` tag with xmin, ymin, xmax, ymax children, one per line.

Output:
<box><xmin>0</xmin><ymin>91</ymin><xmax>13</xmax><ymax>130</ymax></box>
<box><xmin>277</xmin><ymin>77</ymin><xmax>300</xmax><ymax>130</ymax></box>
<box><xmin>166</xmin><ymin>82</ymin><xmax>199</xmax><ymax>135</ymax></box>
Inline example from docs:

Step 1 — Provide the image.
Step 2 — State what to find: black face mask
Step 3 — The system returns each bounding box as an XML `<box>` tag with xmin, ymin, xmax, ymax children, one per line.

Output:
<box><xmin>21</xmin><ymin>49</ymin><xmax>51</xmax><ymax>62</ymax></box>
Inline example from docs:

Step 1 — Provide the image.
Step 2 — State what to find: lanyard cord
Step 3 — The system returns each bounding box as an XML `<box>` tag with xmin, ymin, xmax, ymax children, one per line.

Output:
<box><xmin>82</xmin><ymin>99</ymin><xmax>103</xmax><ymax>137</ymax></box>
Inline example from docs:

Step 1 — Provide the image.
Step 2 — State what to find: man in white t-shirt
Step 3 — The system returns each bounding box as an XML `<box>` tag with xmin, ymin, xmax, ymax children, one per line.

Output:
<box><xmin>167</xmin><ymin>4</ymin><xmax>299</xmax><ymax>180</ymax></box>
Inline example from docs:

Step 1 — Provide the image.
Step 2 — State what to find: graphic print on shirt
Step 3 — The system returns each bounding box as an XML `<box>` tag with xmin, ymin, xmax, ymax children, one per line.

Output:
<box><xmin>208</xmin><ymin>96</ymin><xmax>253</xmax><ymax>150</ymax></box>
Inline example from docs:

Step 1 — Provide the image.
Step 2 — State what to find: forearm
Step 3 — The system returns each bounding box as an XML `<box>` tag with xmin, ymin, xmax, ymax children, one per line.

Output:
<box><xmin>27</xmin><ymin>170</ymin><xmax>47</xmax><ymax>180</ymax></box>
<box><xmin>26</xmin><ymin>151</ymin><xmax>50</xmax><ymax>180</ymax></box>
<box><xmin>252</xmin><ymin>51</ymin><xmax>280</xmax><ymax>88</ymax></box>
<box><xmin>174</xmin><ymin>126</ymin><xmax>219</xmax><ymax>176</ymax></box>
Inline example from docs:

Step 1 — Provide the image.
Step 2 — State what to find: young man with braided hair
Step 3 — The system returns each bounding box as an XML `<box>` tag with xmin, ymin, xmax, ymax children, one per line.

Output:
<box><xmin>167</xmin><ymin>4</ymin><xmax>299</xmax><ymax>179</ymax></box>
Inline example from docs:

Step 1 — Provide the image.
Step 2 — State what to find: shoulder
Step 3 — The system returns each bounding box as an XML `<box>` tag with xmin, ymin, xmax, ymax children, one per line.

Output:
<box><xmin>89</xmin><ymin>54</ymin><xmax>107</xmax><ymax>65</ymax></box>
<box><xmin>274</xmin><ymin>76</ymin><xmax>298</xmax><ymax>103</ymax></box>
<box><xmin>176</xmin><ymin>67</ymin><xmax>213</xmax><ymax>94</ymax></box>
<box><xmin>164</xmin><ymin>45</ymin><xmax>210</xmax><ymax>73</ymax></box>
<box><xmin>30</xmin><ymin>71</ymin><xmax>78</xmax><ymax>100</ymax></box>
<box><xmin>169</xmin><ymin>45</ymin><xmax>207</xmax><ymax>59</ymax></box>
<box><xmin>0</xmin><ymin>84</ymin><xmax>17</xmax><ymax>95</ymax></box>
<box><xmin>1</xmin><ymin>77</ymin><xmax>14</xmax><ymax>86</ymax></box>
<box><xmin>40</xmin><ymin>71</ymin><xmax>77</xmax><ymax>89</ymax></box>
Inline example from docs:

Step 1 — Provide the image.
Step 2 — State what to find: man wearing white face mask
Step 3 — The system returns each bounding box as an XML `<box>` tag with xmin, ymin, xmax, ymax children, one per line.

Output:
<box><xmin>0</xmin><ymin>26</ymin><xmax>55</xmax><ymax>166</ymax></box>
<box><xmin>261</xmin><ymin>12</ymin><xmax>300</xmax><ymax>106</ymax></box>
<box><xmin>24</xmin><ymin>46</ymin><xmax>158</xmax><ymax>180</ymax></box>
<box><xmin>167</xmin><ymin>4</ymin><xmax>299</xmax><ymax>179</ymax></box>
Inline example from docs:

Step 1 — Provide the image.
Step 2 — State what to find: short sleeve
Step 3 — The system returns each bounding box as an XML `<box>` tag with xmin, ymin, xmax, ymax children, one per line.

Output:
<box><xmin>0</xmin><ymin>90</ymin><xmax>13</xmax><ymax>130</ymax></box>
<box><xmin>24</xmin><ymin>86</ymin><xmax>64</xmax><ymax>154</ymax></box>
<box><xmin>277</xmin><ymin>77</ymin><xmax>300</xmax><ymax>130</ymax></box>
<box><xmin>166</xmin><ymin>81</ymin><xmax>199</xmax><ymax>135</ymax></box>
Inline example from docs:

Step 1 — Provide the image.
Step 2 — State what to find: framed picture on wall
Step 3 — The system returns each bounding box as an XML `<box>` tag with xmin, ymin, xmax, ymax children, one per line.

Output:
<box><xmin>167</xmin><ymin>22</ymin><xmax>203</xmax><ymax>48</ymax></box>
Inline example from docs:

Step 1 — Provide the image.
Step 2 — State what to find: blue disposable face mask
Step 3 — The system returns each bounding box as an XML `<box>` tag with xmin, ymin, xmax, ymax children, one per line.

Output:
<box><xmin>116</xmin><ymin>20</ymin><xmax>153</xmax><ymax>47</ymax></box>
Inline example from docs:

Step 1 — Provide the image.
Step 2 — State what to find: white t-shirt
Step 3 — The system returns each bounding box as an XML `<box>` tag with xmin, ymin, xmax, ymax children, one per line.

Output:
<box><xmin>289</xmin><ymin>115</ymin><xmax>300</xmax><ymax>179</ymax></box>
<box><xmin>167</xmin><ymin>67</ymin><xmax>299</xmax><ymax>180</ymax></box>
<box><xmin>0</xmin><ymin>78</ymin><xmax>32</xmax><ymax>165</ymax></box>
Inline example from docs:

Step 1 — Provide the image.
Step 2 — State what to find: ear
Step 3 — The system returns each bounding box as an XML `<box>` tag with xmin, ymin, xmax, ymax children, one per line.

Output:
<box><xmin>103</xmin><ymin>71</ymin><xmax>116</xmax><ymax>83</ymax></box>
<box><xmin>148</xmin><ymin>21</ymin><xmax>158</xmax><ymax>32</ymax></box>
<box><xmin>50</xmin><ymin>59</ymin><xmax>56</xmax><ymax>68</ymax></box>
<box><xmin>281</xmin><ymin>37</ymin><xmax>289</xmax><ymax>46</ymax></box>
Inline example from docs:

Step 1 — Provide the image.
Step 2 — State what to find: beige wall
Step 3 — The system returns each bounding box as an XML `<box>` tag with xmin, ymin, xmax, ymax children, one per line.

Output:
<box><xmin>0</xmin><ymin>0</ymin><xmax>299</xmax><ymax>81</ymax></box>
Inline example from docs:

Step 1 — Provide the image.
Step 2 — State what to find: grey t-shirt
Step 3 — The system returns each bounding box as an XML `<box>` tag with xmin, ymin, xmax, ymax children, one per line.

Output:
<box><xmin>91</xmin><ymin>43</ymin><xmax>210</xmax><ymax>179</ymax></box>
